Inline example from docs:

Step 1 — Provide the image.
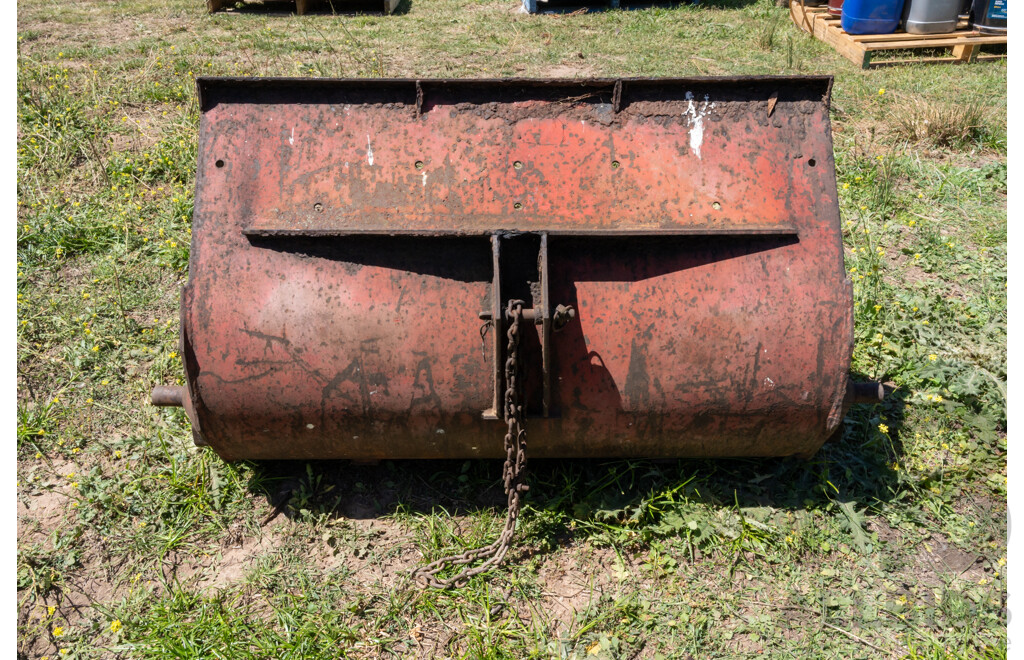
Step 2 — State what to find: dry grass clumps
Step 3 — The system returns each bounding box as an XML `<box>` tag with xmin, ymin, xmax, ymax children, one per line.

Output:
<box><xmin>891</xmin><ymin>97</ymin><xmax>991</xmax><ymax>147</ymax></box>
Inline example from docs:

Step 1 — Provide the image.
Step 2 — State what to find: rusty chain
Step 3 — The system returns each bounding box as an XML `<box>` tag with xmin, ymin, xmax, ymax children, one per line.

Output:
<box><xmin>412</xmin><ymin>299</ymin><xmax>529</xmax><ymax>590</ymax></box>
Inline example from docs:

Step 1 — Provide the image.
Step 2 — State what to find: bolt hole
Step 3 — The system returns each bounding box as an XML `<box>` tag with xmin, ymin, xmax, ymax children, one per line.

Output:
<box><xmin>215</xmin><ymin>159</ymin><xmax>224</xmax><ymax>168</ymax></box>
<box><xmin>712</xmin><ymin>201</ymin><xmax>722</xmax><ymax>210</ymax></box>
<box><xmin>313</xmin><ymin>203</ymin><xmax>324</xmax><ymax>213</ymax></box>
<box><xmin>513</xmin><ymin>161</ymin><xmax>523</xmax><ymax>170</ymax></box>
<box><xmin>415</xmin><ymin>160</ymin><xmax>424</xmax><ymax>170</ymax></box>
<box><xmin>808</xmin><ymin>158</ymin><xmax>816</xmax><ymax>167</ymax></box>
<box><xmin>611</xmin><ymin>160</ymin><xmax>620</xmax><ymax>169</ymax></box>
<box><xmin>514</xmin><ymin>202</ymin><xmax>523</xmax><ymax>210</ymax></box>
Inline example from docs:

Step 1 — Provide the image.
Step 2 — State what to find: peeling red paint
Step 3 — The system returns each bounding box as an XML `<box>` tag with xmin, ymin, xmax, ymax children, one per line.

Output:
<box><xmin>161</xmin><ymin>77</ymin><xmax>856</xmax><ymax>461</ymax></box>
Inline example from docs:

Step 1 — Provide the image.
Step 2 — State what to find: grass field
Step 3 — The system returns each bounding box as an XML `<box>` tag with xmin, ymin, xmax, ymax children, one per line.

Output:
<box><xmin>16</xmin><ymin>0</ymin><xmax>1007</xmax><ymax>657</ymax></box>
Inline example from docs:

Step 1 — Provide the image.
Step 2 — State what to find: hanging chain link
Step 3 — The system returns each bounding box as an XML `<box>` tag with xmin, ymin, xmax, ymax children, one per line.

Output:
<box><xmin>412</xmin><ymin>299</ymin><xmax>530</xmax><ymax>590</ymax></box>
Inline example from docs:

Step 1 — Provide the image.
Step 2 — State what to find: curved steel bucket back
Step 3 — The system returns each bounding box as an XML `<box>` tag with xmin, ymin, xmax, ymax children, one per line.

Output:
<box><xmin>160</xmin><ymin>76</ymin><xmax>855</xmax><ymax>461</ymax></box>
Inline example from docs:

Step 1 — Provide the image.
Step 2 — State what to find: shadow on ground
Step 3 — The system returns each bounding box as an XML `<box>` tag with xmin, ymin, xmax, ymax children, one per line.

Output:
<box><xmin>213</xmin><ymin>0</ymin><xmax>410</xmax><ymax>17</ymax></box>
<box><xmin>243</xmin><ymin>380</ymin><xmax>908</xmax><ymax>553</ymax></box>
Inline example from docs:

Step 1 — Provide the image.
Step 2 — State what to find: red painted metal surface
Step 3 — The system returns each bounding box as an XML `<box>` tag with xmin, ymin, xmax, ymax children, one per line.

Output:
<box><xmin>163</xmin><ymin>76</ymin><xmax>859</xmax><ymax>461</ymax></box>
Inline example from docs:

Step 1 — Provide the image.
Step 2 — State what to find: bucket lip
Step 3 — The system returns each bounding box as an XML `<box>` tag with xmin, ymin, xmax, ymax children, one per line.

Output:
<box><xmin>195</xmin><ymin>74</ymin><xmax>834</xmax><ymax>112</ymax></box>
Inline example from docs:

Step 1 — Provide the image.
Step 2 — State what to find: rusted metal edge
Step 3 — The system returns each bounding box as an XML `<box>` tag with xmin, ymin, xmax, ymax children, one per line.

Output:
<box><xmin>539</xmin><ymin>232</ymin><xmax>552</xmax><ymax>418</ymax></box>
<box><xmin>242</xmin><ymin>227</ymin><xmax>800</xmax><ymax>238</ymax></box>
<box><xmin>489</xmin><ymin>235</ymin><xmax>503</xmax><ymax>420</ymax></box>
<box><xmin>196</xmin><ymin>75</ymin><xmax>833</xmax><ymax>113</ymax></box>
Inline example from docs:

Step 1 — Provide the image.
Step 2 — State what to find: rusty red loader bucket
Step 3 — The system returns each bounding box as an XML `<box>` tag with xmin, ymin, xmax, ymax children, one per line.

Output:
<box><xmin>153</xmin><ymin>76</ymin><xmax>882</xmax><ymax>463</ymax></box>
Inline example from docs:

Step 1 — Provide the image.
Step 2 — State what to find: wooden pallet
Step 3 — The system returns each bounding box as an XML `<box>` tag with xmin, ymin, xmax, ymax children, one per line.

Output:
<box><xmin>207</xmin><ymin>0</ymin><xmax>400</xmax><ymax>14</ymax></box>
<box><xmin>790</xmin><ymin>0</ymin><xmax>1007</xmax><ymax>68</ymax></box>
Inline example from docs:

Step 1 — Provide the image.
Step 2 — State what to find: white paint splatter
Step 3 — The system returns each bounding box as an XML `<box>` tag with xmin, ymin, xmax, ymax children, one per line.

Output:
<box><xmin>763</xmin><ymin>377</ymin><xmax>775</xmax><ymax>389</ymax></box>
<box><xmin>682</xmin><ymin>92</ymin><xmax>715</xmax><ymax>160</ymax></box>
<box><xmin>289</xmin><ymin>127</ymin><xmax>294</xmax><ymax>146</ymax></box>
<box><xmin>306</xmin><ymin>423</ymin><xmax>315</xmax><ymax>429</ymax></box>
<box><xmin>366</xmin><ymin>135</ymin><xmax>374</xmax><ymax>166</ymax></box>
<box><xmin>422</xmin><ymin>171</ymin><xmax>428</xmax><ymax>188</ymax></box>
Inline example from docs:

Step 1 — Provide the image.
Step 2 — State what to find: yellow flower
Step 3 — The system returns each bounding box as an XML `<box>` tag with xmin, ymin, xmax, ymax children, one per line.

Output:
<box><xmin>914</xmin><ymin>253</ymin><xmax>921</xmax><ymax>259</ymax></box>
<box><xmin>48</xmin><ymin>605</ymin><xmax>55</xmax><ymax>616</ymax></box>
<box><xmin>842</xmin><ymin>183</ymin><xmax>850</xmax><ymax>190</ymax></box>
<box><xmin>71</xmin><ymin>448</ymin><xmax>80</xmax><ymax>455</ymax></box>
<box><xmin>860</xmin><ymin>206</ymin><xmax>867</xmax><ymax>211</ymax></box>
<box><xmin>53</xmin><ymin>625</ymin><xmax>64</xmax><ymax>637</ymax></box>
<box><xmin>917</xmin><ymin>193</ymin><xmax>923</xmax><ymax>198</ymax></box>
<box><xmin>82</xmin><ymin>293</ymin><xmax>90</xmax><ymax>299</ymax></box>
<box><xmin>928</xmin><ymin>354</ymin><xmax>937</xmax><ymax>361</ymax></box>
<box><xmin>91</xmin><ymin>346</ymin><xmax>99</xmax><ymax>352</ymax></box>
<box><xmin>114</xmin><ymin>450</ymin><xmax>122</xmax><ymax>459</ymax></box>
<box><xmin>878</xmin><ymin>424</ymin><xmax>889</xmax><ymax>434</ymax></box>
<box><xmin>35</xmin><ymin>452</ymin><xmax>42</xmax><ymax>459</ymax></box>
<box><xmin>71</xmin><ymin>482</ymin><xmax>79</xmax><ymax>488</ymax></box>
<box><xmin>878</xmin><ymin>88</ymin><xmax>885</xmax><ymax>95</ymax></box>
<box><xmin>873</xmin><ymin>305</ymin><xmax>882</xmax><ymax>312</ymax></box>
<box><xmin>934</xmin><ymin>395</ymin><xmax>943</xmax><ymax>403</ymax></box>
<box><xmin>110</xmin><ymin>619</ymin><xmax>122</xmax><ymax>633</ymax></box>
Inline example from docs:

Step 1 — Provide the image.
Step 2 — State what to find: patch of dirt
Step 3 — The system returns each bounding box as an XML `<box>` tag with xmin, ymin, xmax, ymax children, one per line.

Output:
<box><xmin>18</xmin><ymin>487</ymin><xmax>66</xmax><ymax>538</ymax></box>
<box><xmin>526</xmin><ymin>545</ymin><xmax>622</xmax><ymax>634</ymax></box>
<box><xmin>868</xmin><ymin>515</ymin><xmax>903</xmax><ymax>548</ymax></box>
<box><xmin>543</xmin><ymin>63</ymin><xmax>597</xmax><ymax>79</ymax></box>
<box><xmin>197</xmin><ymin>531</ymin><xmax>282</xmax><ymax>590</ymax></box>
<box><xmin>911</xmin><ymin>533</ymin><xmax>985</xmax><ymax>586</ymax></box>
<box><xmin>18</xmin><ymin>458</ymin><xmax>78</xmax><ymax>541</ymax></box>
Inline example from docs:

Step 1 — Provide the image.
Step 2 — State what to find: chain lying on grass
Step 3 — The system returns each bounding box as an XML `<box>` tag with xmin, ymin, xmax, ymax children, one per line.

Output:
<box><xmin>412</xmin><ymin>300</ymin><xmax>529</xmax><ymax>590</ymax></box>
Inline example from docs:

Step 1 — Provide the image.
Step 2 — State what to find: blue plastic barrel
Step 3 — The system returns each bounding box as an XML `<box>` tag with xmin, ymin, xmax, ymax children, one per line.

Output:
<box><xmin>841</xmin><ymin>0</ymin><xmax>907</xmax><ymax>33</ymax></box>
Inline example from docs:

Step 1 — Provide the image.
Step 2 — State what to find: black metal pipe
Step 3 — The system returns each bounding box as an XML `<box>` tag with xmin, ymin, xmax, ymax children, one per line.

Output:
<box><xmin>848</xmin><ymin>380</ymin><xmax>885</xmax><ymax>404</ymax></box>
<box><xmin>151</xmin><ymin>386</ymin><xmax>185</xmax><ymax>407</ymax></box>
